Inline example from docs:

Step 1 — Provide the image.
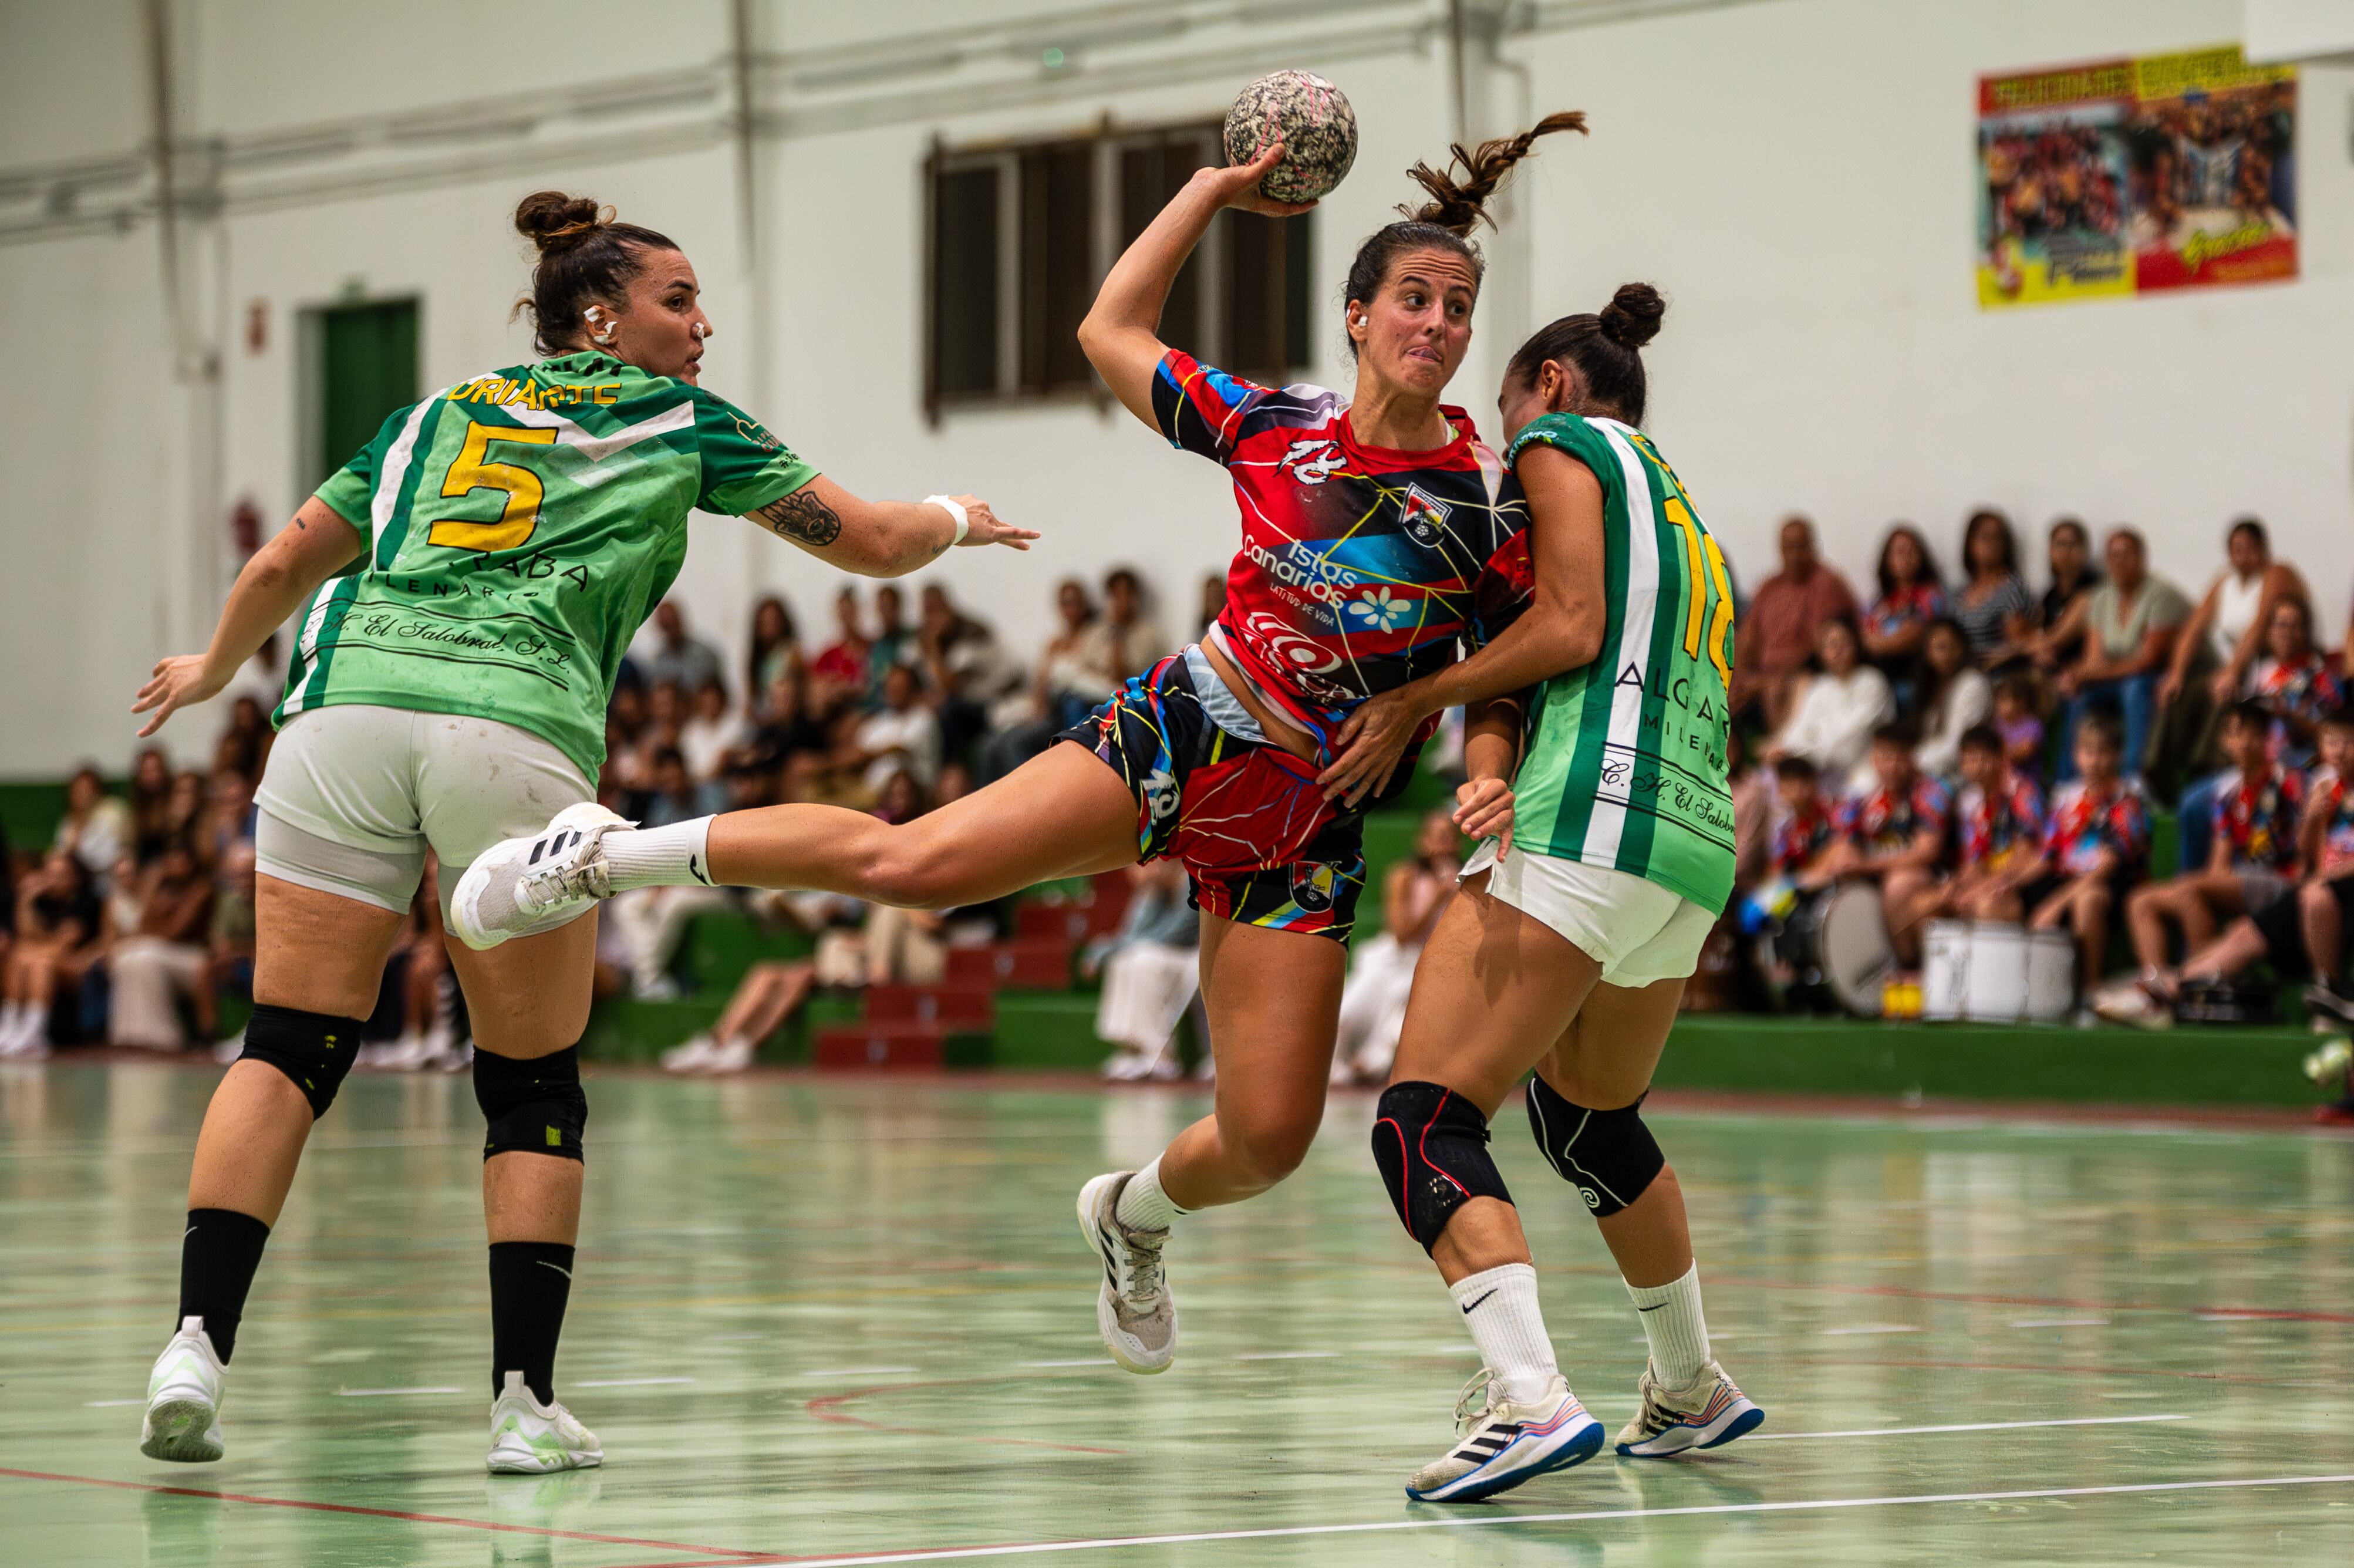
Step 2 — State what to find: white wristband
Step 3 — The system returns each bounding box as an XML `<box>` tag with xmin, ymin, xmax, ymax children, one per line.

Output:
<box><xmin>924</xmin><ymin>494</ymin><xmax>970</xmax><ymax>545</ymax></box>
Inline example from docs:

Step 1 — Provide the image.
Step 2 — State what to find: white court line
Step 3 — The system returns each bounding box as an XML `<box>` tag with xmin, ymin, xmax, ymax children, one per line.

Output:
<box><xmin>1747</xmin><ymin>1414</ymin><xmax>2185</xmax><ymax>1442</ymax></box>
<box><xmin>1233</xmin><ymin>1351</ymin><xmax>1337</xmax><ymax>1361</ymax></box>
<box><xmin>1819</xmin><ymin>1324</ymin><xmax>1922</xmax><ymax>1336</ymax></box>
<box><xmin>335</xmin><ymin>1385</ymin><xmax>461</xmax><ymax>1397</ymax></box>
<box><xmin>2011</xmin><ymin>1317</ymin><xmax>2110</xmax><ymax>1328</ymax></box>
<box><xmin>1020</xmin><ymin>1358</ymin><xmax>1114</xmax><ymax>1368</ymax></box>
<box><xmin>574</xmin><ymin>1377</ymin><xmax>694</xmax><ymax>1388</ymax></box>
<box><xmin>85</xmin><ymin>1398</ymin><xmax>144</xmax><ymax>1408</ymax></box>
<box><xmin>797</xmin><ymin>1366</ymin><xmax>918</xmax><ymax>1380</ymax></box>
<box><xmin>739</xmin><ymin>1473</ymin><xmax>2354</xmax><ymax>1566</ymax></box>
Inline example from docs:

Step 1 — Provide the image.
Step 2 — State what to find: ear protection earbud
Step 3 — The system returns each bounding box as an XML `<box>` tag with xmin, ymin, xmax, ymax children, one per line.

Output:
<box><xmin>584</xmin><ymin>306</ymin><xmax>618</xmax><ymax>344</ymax></box>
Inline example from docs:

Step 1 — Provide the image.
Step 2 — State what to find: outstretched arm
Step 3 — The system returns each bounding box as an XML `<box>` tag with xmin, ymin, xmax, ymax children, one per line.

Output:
<box><xmin>132</xmin><ymin>497</ymin><xmax>365</xmax><ymax>736</ymax></box>
<box><xmin>747</xmin><ymin>476</ymin><xmax>1036</xmax><ymax>578</ymax></box>
<box><xmin>1078</xmin><ymin>143</ymin><xmax>1311</xmax><ymax>430</ymax></box>
<box><xmin>1319</xmin><ymin>444</ymin><xmax>1607</xmax><ymax>803</ymax></box>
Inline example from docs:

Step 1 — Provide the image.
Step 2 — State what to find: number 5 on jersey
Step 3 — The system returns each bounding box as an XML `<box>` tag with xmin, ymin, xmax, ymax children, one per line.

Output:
<box><xmin>430</xmin><ymin>421</ymin><xmax>557</xmax><ymax>553</ymax></box>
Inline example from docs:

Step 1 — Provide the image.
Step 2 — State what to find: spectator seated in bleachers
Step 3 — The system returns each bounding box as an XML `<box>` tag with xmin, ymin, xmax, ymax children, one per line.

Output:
<box><xmin>52</xmin><ymin>766</ymin><xmax>131</xmax><ymax>889</ymax></box>
<box><xmin>2151</xmin><ymin>516</ymin><xmax>2305</xmax><ymax>797</ymax></box>
<box><xmin>2100</xmin><ymin>703</ymin><xmax>2304</xmax><ymax>1027</ymax></box>
<box><xmin>1891</xmin><ymin>723</ymin><xmax>2045</xmax><ymax>932</ymax></box>
<box><xmin>1860</xmin><ymin>524</ymin><xmax>1948</xmax><ymax>696</ymax></box>
<box><xmin>915</xmin><ymin>583</ymin><xmax>1021</xmax><ymax>768</ymax></box>
<box><xmin>2174</xmin><ymin>594</ymin><xmax>2342</xmax><ymax>872</ymax></box>
<box><xmin>2018</xmin><ymin>517</ymin><xmax>2100</xmax><ymax>678</ymax></box>
<box><xmin>1951</xmin><ymin>508</ymin><xmax>2033</xmax><ymax>670</ymax></box>
<box><xmin>1806</xmin><ymin>724</ymin><xmax>1950</xmax><ymax>969</ymax></box>
<box><xmin>106</xmin><ymin>838</ymin><xmax>217</xmax><ymax>1051</ymax></box>
<box><xmin>1088</xmin><ymin>858</ymin><xmax>1199</xmax><ymax>1083</ymax></box>
<box><xmin>1996</xmin><ymin>711</ymin><xmax>2151</xmax><ymax>1005</ymax></box>
<box><xmin>1913</xmin><ymin>617</ymin><xmax>1992</xmax><ymax>783</ymax></box>
<box><xmin>1330</xmin><ymin>808</ymin><xmax>1462</xmax><ymax>1086</ymax></box>
<box><xmin>643</xmin><ymin>598</ymin><xmax>724</xmax><ymax>697</ymax></box>
<box><xmin>679</xmin><ymin>679</ymin><xmax>748</xmax><ymax>808</ymax></box>
<box><xmin>2053</xmin><ymin>527</ymin><xmax>2188</xmax><ymax>784</ymax></box>
<box><xmin>1731</xmin><ymin>514</ymin><xmax>1860</xmax><ymax>732</ymax></box>
<box><xmin>1</xmin><ymin>850</ymin><xmax>104</xmax><ymax>1058</ymax></box>
<box><xmin>1765</xmin><ymin>616</ymin><xmax>1893</xmax><ymax>795</ymax></box>
<box><xmin>1991</xmin><ymin>672</ymin><xmax>2046</xmax><ymax>781</ymax></box>
<box><xmin>2095</xmin><ymin>707</ymin><xmax>2354</xmax><ymax>1033</ymax></box>
<box><xmin>746</xmin><ymin>594</ymin><xmax>802</xmax><ymax>720</ymax></box>
<box><xmin>982</xmin><ymin>576</ymin><xmax>1108</xmax><ymax>781</ymax></box>
<box><xmin>845</xmin><ymin>663</ymin><xmax>942</xmax><ymax>799</ymax></box>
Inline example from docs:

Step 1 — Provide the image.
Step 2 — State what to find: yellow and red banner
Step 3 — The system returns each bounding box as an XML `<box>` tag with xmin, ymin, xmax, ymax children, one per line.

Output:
<box><xmin>1978</xmin><ymin>45</ymin><xmax>2296</xmax><ymax>309</ymax></box>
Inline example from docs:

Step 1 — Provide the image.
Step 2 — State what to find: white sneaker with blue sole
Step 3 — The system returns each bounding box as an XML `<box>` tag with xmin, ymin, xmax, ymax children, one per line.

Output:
<box><xmin>1406</xmin><ymin>1370</ymin><xmax>1603</xmax><ymax>1503</ymax></box>
<box><xmin>1614</xmin><ymin>1358</ymin><xmax>1764</xmax><ymax>1456</ymax></box>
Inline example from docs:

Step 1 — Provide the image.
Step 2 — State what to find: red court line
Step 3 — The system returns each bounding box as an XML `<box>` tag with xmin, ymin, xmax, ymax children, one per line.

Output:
<box><xmin>1714</xmin><ymin>1274</ymin><xmax>2354</xmax><ymax>1326</ymax></box>
<box><xmin>0</xmin><ymin>1468</ymin><xmax>773</xmax><ymax>1558</ymax></box>
<box><xmin>805</xmin><ymin>1376</ymin><xmax>1124</xmax><ymax>1456</ymax></box>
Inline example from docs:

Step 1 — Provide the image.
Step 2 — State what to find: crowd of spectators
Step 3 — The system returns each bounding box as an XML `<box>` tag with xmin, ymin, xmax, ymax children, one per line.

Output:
<box><xmin>1731</xmin><ymin>510</ymin><xmax>2354</xmax><ymax>1029</ymax></box>
<box><xmin>9</xmin><ymin>510</ymin><xmax>2353</xmax><ymax>1067</ymax></box>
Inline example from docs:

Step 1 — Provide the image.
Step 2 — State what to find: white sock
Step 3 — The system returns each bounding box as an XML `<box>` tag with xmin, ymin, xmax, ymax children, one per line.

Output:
<box><xmin>1114</xmin><ymin>1156</ymin><xmax>1187</xmax><ymax>1233</ymax></box>
<box><xmin>1451</xmin><ymin>1263</ymin><xmax>1561</xmax><ymax>1405</ymax></box>
<box><xmin>603</xmin><ymin>817</ymin><xmax>715</xmax><ymax>893</ymax></box>
<box><xmin>1627</xmin><ymin>1262</ymin><xmax>1711</xmax><ymax>1389</ymax></box>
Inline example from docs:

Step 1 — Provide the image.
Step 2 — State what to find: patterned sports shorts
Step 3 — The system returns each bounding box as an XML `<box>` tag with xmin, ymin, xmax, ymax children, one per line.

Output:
<box><xmin>1058</xmin><ymin>652</ymin><xmax>1365</xmax><ymax>943</ymax></box>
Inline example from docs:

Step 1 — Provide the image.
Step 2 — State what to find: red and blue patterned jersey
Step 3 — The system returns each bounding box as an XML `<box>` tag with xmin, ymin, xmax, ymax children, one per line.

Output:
<box><xmin>2308</xmin><ymin>767</ymin><xmax>2354</xmax><ymax>876</ymax></box>
<box><xmin>2042</xmin><ymin>778</ymin><xmax>2150</xmax><ymax>876</ymax></box>
<box><xmin>2211</xmin><ymin>763</ymin><xmax>2305</xmax><ymax>873</ymax></box>
<box><xmin>1769</xmin><ymin>795</ymin><xmax>1836</xmax><ymax>875</ymax></box>
<box><xmin>1151</xmin><ymin>350</ymin><xmax>1531</xmax><ymax>752</ymax></box>
<box><xmin>1835</xmin><ymin>774</ymin><xmax>1950</xmax><ymax>855</ymax></box>
<box><xmin>2252</xmin><ymin>653</ymin><xmax>2345</xmax><ymax>758</ymax></box>
<box><xmin>1958</xmin><ymin>769</ymin><xmax>2045</xmax><ymax>872</ymax></box>
<box><xmin>1863</xmin><ymin>582</ymin><xmax>1947</xmax><ymax>642</ymax></box>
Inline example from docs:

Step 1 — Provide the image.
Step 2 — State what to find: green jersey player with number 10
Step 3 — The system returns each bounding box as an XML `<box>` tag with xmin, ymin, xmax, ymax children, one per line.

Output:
<box><xmin>127</xmin><ymin>190</ymin><xmax>1034</xmax><ymax>1474</ymax></box>
<box><xmin>1321</xmin><ymin>286</ymin><xmax>1761</xmax><ymax>1504</ymax></box>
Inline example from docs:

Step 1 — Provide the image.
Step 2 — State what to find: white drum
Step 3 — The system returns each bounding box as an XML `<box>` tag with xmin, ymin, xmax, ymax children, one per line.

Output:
<box><xmin>1964</xmin><ymin>922</ymin><xmax>2029</xmax><ymax>1023</ymax></box>
<box><xmin>2025</xmin><ymin>929</ymin><xmax>2075</xmax><ymax>1023</ymax></box>
<box><xmin>1922</xmin><ymin>920</ymin><xmax>1971</xmax><ymax>1022</ymax></box>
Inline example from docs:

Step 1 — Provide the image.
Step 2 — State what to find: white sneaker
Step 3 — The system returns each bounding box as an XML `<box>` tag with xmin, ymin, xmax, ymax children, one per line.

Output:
<box><xmin>700</xmin><ymin>1036</ymin><xmax>756</xmax><ymax>1074</ymax></box>
<box><xmin>485</xmin><ymin>1371</ymin><xmax>603</xmax><ymax>1474</ymax></box>
<box><xmin>1100</xmin><ymin>1047</ymin><xmax>1152</xmax><ymax>1081</ymax></box>
<box><xmin>1614</xmin><ymin>1358</ymin><xmax>1764</xmax><ymax>1456</ymax></box>
<box><xmin>449</xmin><ymin>804</ymin><xmax>633</xmax><ymax>951</ymax></box>
<box><xmin>1405</xmin><ymin>1369</ymin><xmax>1603</xmax><ymax>1503</ymax></box>
<box><xmin>1076</xmin><ymin>1172</ymin><xmax>1176</xmax><ymax>1374</ymax></box>
<box><xmin>140</xmin><ymin>1317</ymin><xmax>227</xmax><ymax>1462</ymax></box>
<box><xmin>661</xmin><ymin>1034</ymin><xmax>718</xmax><ymax>1073</ymax></box>
<box><xmin>2092</xmin><ymin>977</ymin><xmax>2174</xmax><ymax>1031</ymax></box>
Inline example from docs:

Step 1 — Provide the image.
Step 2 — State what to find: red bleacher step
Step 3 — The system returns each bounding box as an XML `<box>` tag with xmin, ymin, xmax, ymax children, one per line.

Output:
<box><xmin>814</xmin><ymin>1020</ymin><xmax>954</xmax><ymax>1071</ymax></box>
<box><xmin>947</xmin><ymin>938</ymin><xmax>1074</xmax><ymax>990</ymax></box>
<box><xmin>862</xmin><ymin>983</ymin><xmax>995</xmax><ymax>1029</ymax></box>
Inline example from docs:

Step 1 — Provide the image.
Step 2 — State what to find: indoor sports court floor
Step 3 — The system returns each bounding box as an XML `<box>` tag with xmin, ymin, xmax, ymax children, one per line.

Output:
<box><xmin>4</xmin><ymin>1064</ymin><xmax>2351</xmax><ymax>1566</ymax></box>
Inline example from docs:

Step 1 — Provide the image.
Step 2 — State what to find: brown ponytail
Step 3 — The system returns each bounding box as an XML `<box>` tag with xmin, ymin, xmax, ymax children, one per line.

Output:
<box><xmin>1341</xmin><ymin>113</ymin><xmax>1586</xmax><ymax>360</ymax></box>
<box><xmin>511</xmin><ymin>190</ymin><xmax>680</xmax><ymax>354</ymax></box>
<box><xmin>1506</xmin><ymin>283</ymin><xmax>1668</xmax><ymax>424</ymax></box>
<box><xmin>1399</xmin><ymin>111</ymin><xmax>1589</xmax><ymax>237</ymax></box>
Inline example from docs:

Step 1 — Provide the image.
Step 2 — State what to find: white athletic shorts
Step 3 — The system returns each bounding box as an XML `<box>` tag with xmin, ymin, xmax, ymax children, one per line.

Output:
<box><xmin>1465</xmin><ymin>840</ymin><xmax>1715</xmax><ymax>989</ymax></box>
<box><xmin>255</xmin><ymin>704</ymin><xmax>593</xmax><ymax>933</ymax></box>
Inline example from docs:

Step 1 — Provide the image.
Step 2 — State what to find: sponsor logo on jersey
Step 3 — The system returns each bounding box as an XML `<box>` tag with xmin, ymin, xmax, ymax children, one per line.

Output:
<box><xmin>1279</xmin><ymin>437</ymin><xmax>1348</xmax><ymax>486</ymax></box>
<box><xmin>1243</xmin><ymin>611</ymin><xmax>1342</xmax><ymax>675</ymax></box>
<box><xmin>1243</xmin><ymin>539</ymin><xmax>1361</xmax><ymax>603</ymax></box>
<box><xmin>734</xmin><ymin>415</ymin><xmax>782</xmax><ymax>452</ymax></box>
<box><xmin>1290</xmin><ymin>861</ymin><xmax>1337</xmax><ymax>913</ymax></box>
<box><xmin>1399</xmin><ymin>484</ymin><xmax>1453</xmax><ymax>547</ymax></box>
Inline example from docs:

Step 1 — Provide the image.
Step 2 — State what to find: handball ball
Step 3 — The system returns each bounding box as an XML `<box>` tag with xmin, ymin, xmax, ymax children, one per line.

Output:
<box><xmin>1223</xmin><ymin>70</ymin><xmax>1357</xmax><ymax>204</ymax></box>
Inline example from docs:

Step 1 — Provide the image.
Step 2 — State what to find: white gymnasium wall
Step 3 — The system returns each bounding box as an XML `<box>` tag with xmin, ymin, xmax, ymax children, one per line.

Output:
<box><xmin>2</xmin><ymin>0</ymin><xmax>2348</xmax><ymax>775</ymax></box>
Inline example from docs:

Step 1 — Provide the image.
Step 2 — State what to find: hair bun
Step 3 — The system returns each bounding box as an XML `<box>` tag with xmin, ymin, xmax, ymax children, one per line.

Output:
<box><xmin>514</xmin><ymin>190</ymin><xmax>609</xmax><ymax>254</ymax></box>
<box><xmin>1598</xmin><ymin>282</ymin><xmax>1664</xmax><ymax>349</ymax></box>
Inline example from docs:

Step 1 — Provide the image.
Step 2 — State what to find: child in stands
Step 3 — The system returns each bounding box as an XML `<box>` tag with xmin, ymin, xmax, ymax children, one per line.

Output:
<box><xmin>1900</xmin><ymin>723</ymin><xmax>2045</xmax><ymax>928</ymax></box>
<box><xmin>1809</xmin><ymin>725</ymin><xmax>1949</xmax><ymax>966</ymax></box>
<box><xmin>2100</xmin><ymin>702</ymin><xmax>2302</xmax><ymax>1026</ymax></box>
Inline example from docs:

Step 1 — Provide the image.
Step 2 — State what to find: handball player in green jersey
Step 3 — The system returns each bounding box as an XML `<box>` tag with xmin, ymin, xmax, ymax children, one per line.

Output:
<box><xmin>127</xmin><ymin>191</ymin><xmax>1033</xmax><ymax>1472</ymax></box>
<box><xmin>1319</xmin><ymin>286</ymin><xmax>1763</xmax><ymax>1502</ymax></box>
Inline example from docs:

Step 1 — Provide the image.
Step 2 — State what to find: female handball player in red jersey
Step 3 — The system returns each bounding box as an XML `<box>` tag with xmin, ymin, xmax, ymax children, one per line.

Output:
<box><xmin>454</xmin><ymin>120</ymin><xmax>1591</xmax><ymax>1378</ymax></box>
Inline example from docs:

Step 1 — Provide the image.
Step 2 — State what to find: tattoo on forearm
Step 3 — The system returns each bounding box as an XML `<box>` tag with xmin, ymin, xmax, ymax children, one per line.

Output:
<box><xmin>755</xmin><ymin>490</ymin><xmax>842</xmax><ymax>548</ymax></box>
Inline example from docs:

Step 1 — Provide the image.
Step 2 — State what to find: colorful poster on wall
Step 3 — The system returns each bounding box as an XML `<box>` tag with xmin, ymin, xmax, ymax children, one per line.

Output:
<box><xmin>1977</xmin><ymin>45</ymin><xmax>2296</xmax><ymax>309</ymax></box>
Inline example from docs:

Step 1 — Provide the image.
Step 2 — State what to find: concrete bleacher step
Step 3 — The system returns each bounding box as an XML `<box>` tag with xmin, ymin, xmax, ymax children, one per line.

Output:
<box><xmin>947</xmin><ymin>938</ymin><xmax>1075</xmax><ymax>990</ymax></box>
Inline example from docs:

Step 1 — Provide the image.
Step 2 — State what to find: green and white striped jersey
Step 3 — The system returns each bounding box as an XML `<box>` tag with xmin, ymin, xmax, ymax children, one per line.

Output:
<box><xmin>1502</xmin><ymin>412</ymin><xmax>1738</xmax><ymax>914</ymax></box>
<box><xmin>281</xmin><ymin>351</ymin><xmax>817</xmax><ymax>780</ymax></box>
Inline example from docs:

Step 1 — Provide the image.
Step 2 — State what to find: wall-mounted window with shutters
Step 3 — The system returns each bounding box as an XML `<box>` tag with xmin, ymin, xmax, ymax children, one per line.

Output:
<box><xmin>925</xmin><ymin>121</ymin><xmax>1312</xmax><ymax>419</ymax></box>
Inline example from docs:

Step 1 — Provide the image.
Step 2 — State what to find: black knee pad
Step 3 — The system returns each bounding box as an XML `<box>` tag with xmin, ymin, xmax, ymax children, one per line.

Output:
<box><xmin>1372</xmin><ymin>1081</ymin><xmax>1514</xmax><ymax>1255</ymax></box>
<box><xmin>1524</xmin><ymin>1075</ymin><xmax>1664</xmax><ymax>1218</ymax></box>
<box><xmin>474</xmin><ymin>1046</ymin><xmax>586</xmax><ymax>1163</ymax></box>
<box><xmin>238</xmin><ymin>1004</ymin><xmax>366</xmax><ymax>1118</ymax></box>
